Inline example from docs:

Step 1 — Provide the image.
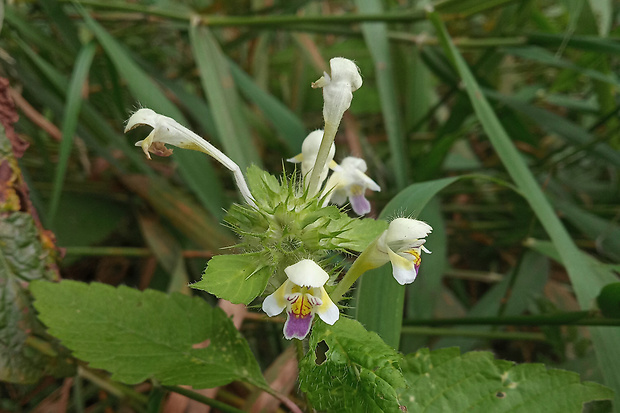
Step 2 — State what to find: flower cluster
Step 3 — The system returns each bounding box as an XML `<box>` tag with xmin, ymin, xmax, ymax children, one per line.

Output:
<box><xmin>125</xmin><ymin>58</ymin><xmax>432</xmax><ymax>340</ymax></box>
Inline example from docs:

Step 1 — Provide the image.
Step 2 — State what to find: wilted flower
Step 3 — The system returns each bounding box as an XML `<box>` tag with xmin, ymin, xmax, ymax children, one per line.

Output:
<box><xmin>262</xmin><ymin>259</ymin><xmax>339</xmax><ymax>340</ymax></box>
<box><xmin>287</xmin><ymin>130</ymin><xmax>336</xmax><ymax>189</ymax></box>
<box><xmin>365</xmin><ymin>218</ymin><xmax>432</xmax><ymax>285</ymax></box>
<box><xmin>323</xmin><ymin>156</ymin><xmax>380</xmax><ymax>215</ymax></box>
<box><xmin>125</xmin><ymin>108</ymin><xmax>256</xmax><ymax>207</ymax></box>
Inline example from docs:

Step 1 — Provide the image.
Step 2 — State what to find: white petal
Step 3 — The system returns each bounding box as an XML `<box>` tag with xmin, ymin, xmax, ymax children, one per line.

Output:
<box><xmin>262</xmin><ymin>281</ymin><xmax>290</xmax><ymax>317</ymax></box>
<box><xmin>340</xmin><ymin>156</ymin><xmax>367</xmax><ymax>172</ymax></box>
<box><xmin>328</xmin><ymin>58</ymin><xmax>363</xmax><ymax>92</ymax></box>
<box><xmin>386</xmin><ymin>218</ymin><xmax>432</xmax><ymax>245</ymax></box>
<box><xmin>124</xmin><ymin>108</ymin><xmax>158</xmax><ymax>132</ymax></box>
<box><xmin>316</xmin><ymin>287</ymin><xmax>339</xmax><ymax>325</ymax></box>
<box><xmin>299</xmin><ymin>130</ymin><xmax>335</xmax><ymax>187</ymax></box>
<box><xmin>284</xmin><ymin>259</ymin><xmax>328</xmax><ymax>288</ymax></box>
<box><xmin>318</xmin><ymin>58</ymin><xmax>362</xmax><ymax>127</ymax></box>
<box><xmin>387</xmin><ymin>248</ymin><xmax>418</xmax><ymax>285</ymax></box>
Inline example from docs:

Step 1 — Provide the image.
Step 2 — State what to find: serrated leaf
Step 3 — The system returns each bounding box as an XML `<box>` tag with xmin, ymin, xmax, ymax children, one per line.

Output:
<box><xmin>192</xmin><ymin>253</ymin><xmax>273</xmax><ymax>304</ymax></box>
<box><xmin>31</xmin><ymin>280</ymin><xmax>267</xmax><ymax>388</ymax></box>
<box><xmin>245</xmin><ymin>165</ymin><xmax>283</xmax><ymax>211</ymax></box>
<box><xmin>400</xmin><ymin>347</ymin><xmax>613</xmax><ymax>412</ymax></box>
<box><xmin>299</xmin><ymin>318</ymin><xmax>406</xmax><ymax>413</ymax></box>
<box><xmin>0</xmin><ymin>213</ymin><xmax>70</xmax><ymax>383</ymax></box>
<box><xmin>333</xmin><ymin>217</ymin><xmax>388</xmax><ymax>252</ymax></box>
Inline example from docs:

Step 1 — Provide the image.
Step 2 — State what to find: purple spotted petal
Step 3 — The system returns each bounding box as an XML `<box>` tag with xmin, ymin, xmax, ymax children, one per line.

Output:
<box><xmin>350</xmin><ymin>193</ymin><xmax>371</xmax><ymax>215</ymax></box>
<box><xmin>283</xmin><ymin>311</ymin><xmax>314</xmax><ymax>340</ymax></box>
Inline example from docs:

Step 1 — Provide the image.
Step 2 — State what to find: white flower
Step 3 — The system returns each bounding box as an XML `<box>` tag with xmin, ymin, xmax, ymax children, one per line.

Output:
<box><xmin>365</xmin><ymin>218</ymin><xmax>433</xmax><ymax>285</ymax></box>
<box><xmin>125</xmin><ymin>108</ymin><xmax>256</xmax><ymax>207</ymax></box>
<box><xmin>306</xmin><ymin>58</ymin><xmax>362</xmax><ymax>195</ymax></box>
<box><xmin>312</xmin><ymin>57</ymin><xmax>363</xmax><ymax>129</ymax></box>
<box><xmin>287</xmin><ymin>130</ymin><xmax>336</xmax><ymax>189</ymax></box>
<box><xmin>262</xmin><ymin>259</ymin><xmax>339</xmax><ymax>340</ymax></box>
<box><xmin>323</xmin><ymin>156</ymin><xmax>380</xmax><ymax>215</ymax></box>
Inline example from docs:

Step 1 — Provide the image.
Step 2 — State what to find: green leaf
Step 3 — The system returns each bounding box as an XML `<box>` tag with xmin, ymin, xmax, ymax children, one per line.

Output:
<box><xmin>299</xmin><ymin>318</ymin><xmax>406</xmax><ymax>413</ymax></box>
<box><xmin>31</xmin><ymin>280</ymin><xmax>267</xmax><ymax>388</ymax></box>
<box><xmin>0</xmin><ymin>212</ymin><xmax>70</xmax><ymax>383</ymax></box>
<box><xmin>334</xmin><ymin>218</ymin><xmax>388</xmax><ymax>252</ymax></box>
<box><xmin>400</xmin><ymin>347</ymin><xmax>613</xmax><ymax>412</ymax></box>
<box><xmin>192</xmin><ymin>253</ymin><xmax>273</xmax><ymax>305</ymax></box>
<box><xmin>245</xmin><ymin>165</ymin><xmax>284</xmax><ymax>211</ymax></box>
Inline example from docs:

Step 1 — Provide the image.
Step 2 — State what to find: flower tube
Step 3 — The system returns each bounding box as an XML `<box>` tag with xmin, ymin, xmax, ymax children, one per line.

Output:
<box><xmin>307</xmin><ymin>58</ymin><xmax>363</xmax><ymax>195</ymax></box>
<box><xmin>125</xmin><ymin>108</ymin><xmax>256</xmax><ymax>207</ymax></box>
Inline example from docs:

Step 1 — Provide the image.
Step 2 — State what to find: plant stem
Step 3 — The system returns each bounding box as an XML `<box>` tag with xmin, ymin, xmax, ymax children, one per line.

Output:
<box><xmin>403</xmin><ymin>312</ymin><xmax>620</xmax><ymax>327</ymax></box>
<box><xmin>164</xmin><ymin>386</ymin><xmax>246</xmax><ymax>413</ymax></box>
<box><xmin>307</xmin><ymin>122</ymin><xmax>338</xmax><ymax>196</ymax></box>
<box><xmin>78</xmin><ymin>366</ymin><xmax>148</xmax><ymax>405</ymax></box>
<box><xmin>63</xmin><ymin>246</ymin><xmax>213</xmax><ymax>258</ymax></box>
<box><xmin>401</xmin><ymin>327</ymin><xmax>547</xmax><ymax>341</ymax></box>
<box><xmin>331</xmin><ymin>246</ymin><xmax>375</xmax><ymax>304</ymax></box>
<box><xmin>66</xmin><ymin>1</ymin><xmax>427</xmax><ymax>25</ymax></box>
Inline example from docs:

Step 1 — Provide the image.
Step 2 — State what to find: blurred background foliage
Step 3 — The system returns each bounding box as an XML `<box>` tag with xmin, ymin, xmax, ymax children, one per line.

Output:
<box><xmin>0</xmin><ymin>0</ymin><xmax>619</xmax><ymax>411</ymax></box>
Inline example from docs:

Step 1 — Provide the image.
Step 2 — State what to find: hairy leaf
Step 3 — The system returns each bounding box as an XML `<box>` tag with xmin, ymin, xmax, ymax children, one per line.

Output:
<box><xmin>299</xmin><ymin>318</ymin><xmax>406</xmax><ymax>413</ymax></box>
<box><xmin>400</xmin><ymin>347</ymin><xmax>613</xmax><ymax>412</ymax></box>
<box><xmin>31</xmin><ymin>280</ymin><xmax>267</xmax><ymax>388</ymax></box>
<box><xmin>192</xmin><ymin>253</ymin><xmax>273</xmax><ymax>305</ymax></box>
<box><xmin>0</xmin><ymin>213</ymin><xmax>69</xmax><ymax>383</ymax></box>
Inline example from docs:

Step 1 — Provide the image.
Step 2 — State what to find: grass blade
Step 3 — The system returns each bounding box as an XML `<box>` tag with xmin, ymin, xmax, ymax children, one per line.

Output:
<box><xmin>355</xmin><ymin>0</ymin><xmax>408</xmax><ymax>189</ymax></box>
<box><xmin>189</xmin><ymin>24</ymin><xmax>261</xmax><ymax>169</ymax></box>
<box><xmin>47</xmin><ymin>41</ymin><xmax>96</xmax><ymax>227</ymax></box>
<box><xmin>229</xmin><ymin>61</ymin><xmax>306</xmax><ymax>154</ymax></box>
<box><xmin>429</xmin><ymin>11</ymin><xmax>620</xmax><ymax>406</ymax></box>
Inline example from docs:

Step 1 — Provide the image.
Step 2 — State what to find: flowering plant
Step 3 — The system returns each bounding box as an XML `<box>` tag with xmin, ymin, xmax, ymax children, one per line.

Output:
<box><xmin>25</xmin><ymin>53</ymin><xmax>613</xmax><ymax>413</ymax></box>
<box><xmin>125</xmin><ymin>58</ymin><xmax>433</xmax><ymax>342</ymax></box>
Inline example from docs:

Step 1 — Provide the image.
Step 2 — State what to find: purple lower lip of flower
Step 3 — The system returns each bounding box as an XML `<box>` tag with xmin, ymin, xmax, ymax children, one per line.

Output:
<box><xmin>283</xmin><ymin>311</ymin><xmax>314</xmax><ymax>340</ymax></box>
<box><xmin>350</xmin><ymin>194</ymin><xmax>371</xmax><ymax>215</ymax></box>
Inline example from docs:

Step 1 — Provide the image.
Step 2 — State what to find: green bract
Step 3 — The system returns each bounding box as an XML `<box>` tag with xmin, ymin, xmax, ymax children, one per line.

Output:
<box><xmin>192</xmin><ymin>165</ymin><xmax>387</xmax><ymax>304</ymax></box>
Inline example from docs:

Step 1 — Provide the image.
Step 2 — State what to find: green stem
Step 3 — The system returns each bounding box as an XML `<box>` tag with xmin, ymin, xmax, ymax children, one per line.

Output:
<box><xmin>68</xmin><ymin>1</ymin><xmax>426</xmax><ymax>25</ymax></box>
<box><xmin>403</xmin><ymin>312</ymin><xmax>620</xmax><ymax>327</ymax></box>
<box><xmin>63</xmin><ymin>246</ymin><xmax>213</xmax><ymax>258</ymax></box>
<box><xmin>401</xmin><ymin>327</ymin><xmax>546</xmax><ymax>341</ymax></box>
<box><xmin>294</xmin><ymin>340</ymin><xmax>312</xmax><ymax>413</ymax></box>
<box><xmin>164</xmin><ymin>386</ymin><xmax>246</xmax><ymax>413</ymax></box>
<box><xmin>331</xmin><ymin>246</ymin><xmax>376</xmax><ymax>303</ymax></box>
<box><xmin>307</xmin><ymin>122</ymin><xmax>338</xmax><ymax>196</ymax></box>
<box><xmin>78</xmin><ymin>366</ymin><xmax>148</xmax><ymax>405</ymax></box>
